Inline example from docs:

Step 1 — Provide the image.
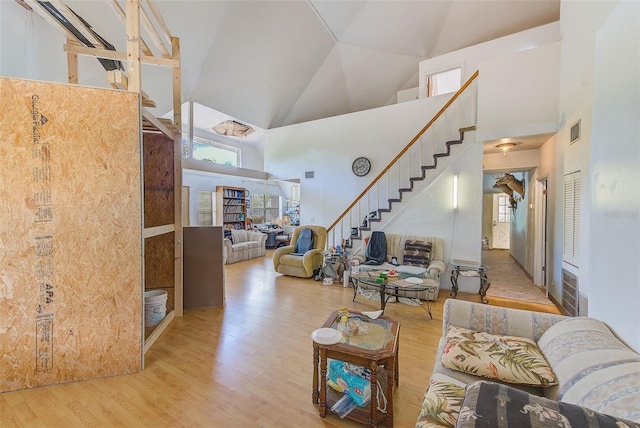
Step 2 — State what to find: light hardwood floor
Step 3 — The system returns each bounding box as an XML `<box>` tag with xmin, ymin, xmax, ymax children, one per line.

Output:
<box><xmin>1</xmin><ymin>251</ymin><xmax>561</xmax><ymax>427</ymax></box>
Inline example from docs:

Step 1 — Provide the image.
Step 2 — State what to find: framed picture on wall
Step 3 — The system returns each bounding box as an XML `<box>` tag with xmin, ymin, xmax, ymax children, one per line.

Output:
<box><xmin>570</xmin><ymin>119</ymin><xmax>581</xmax><ymax>144</ymax></box>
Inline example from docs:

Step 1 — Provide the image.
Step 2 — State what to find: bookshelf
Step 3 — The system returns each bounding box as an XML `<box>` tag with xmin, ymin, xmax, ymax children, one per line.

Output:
<box><xmin>216</xmin><ymin>186</ymin><xmax>248</xmax><ymax>229</ymax></box>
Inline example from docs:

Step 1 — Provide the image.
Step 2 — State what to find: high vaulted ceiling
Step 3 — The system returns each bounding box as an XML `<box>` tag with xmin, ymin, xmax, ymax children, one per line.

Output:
<box><xmin>55</xmin><ymin>1</ymin><xmax>560</xmax><ymax>131</ymax></box>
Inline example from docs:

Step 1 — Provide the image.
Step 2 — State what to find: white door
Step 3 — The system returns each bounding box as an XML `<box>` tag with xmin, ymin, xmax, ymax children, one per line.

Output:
<box><xmin>492</xmin><ymin>194</ymin><xmax>510</xmax><ymax>249</ymax></box>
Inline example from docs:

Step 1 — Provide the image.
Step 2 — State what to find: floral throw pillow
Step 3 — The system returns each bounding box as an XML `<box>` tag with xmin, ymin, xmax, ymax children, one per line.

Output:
<box><xmin>416</xmin><ymin>378</ymin><xmax>466</xmax><ymax>428</ymax></box>
<box><xmin>441</xmin><ymin>325</ymin><xmax>558</xmax><ymax>387</ymax></box>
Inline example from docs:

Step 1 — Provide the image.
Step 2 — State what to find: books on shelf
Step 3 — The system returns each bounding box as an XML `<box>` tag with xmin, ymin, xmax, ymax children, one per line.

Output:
<box><xmin>216</xmin><ymin>186</ymin><xmax>248</xmax><ymax>230</ymax></box>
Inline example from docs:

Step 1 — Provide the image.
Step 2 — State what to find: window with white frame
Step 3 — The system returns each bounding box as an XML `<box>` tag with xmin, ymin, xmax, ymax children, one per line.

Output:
<box><xmin>426</xmin><ymin>67</ymin><xmax>462</xmax><ymax>97</ymax></box>
<box><xmin>563</xmin><ymin>171</ymin><xmax>581</xmax><ymax>266</ymax></box>
<box><xmin>197</xmin><ymin>190</ymin><xmax>214</xmax><ymax>226</ymax></box>
<box><xmin>249</xmin><ymin>194</ymin><xmax>281</xmax><ymax>224</ymax></box>
<box><xmin>184</xmin><ymin>136</ymin><xmax>240</xmax><ymax>167</ymax></box>
<box><xmin>497</xmin><ymin>195</ymin><xmax>511</xmax><ymax>223</ymax></box>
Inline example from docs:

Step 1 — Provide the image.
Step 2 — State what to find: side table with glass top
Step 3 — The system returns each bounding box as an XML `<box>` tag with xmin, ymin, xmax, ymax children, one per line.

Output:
<box><xmin>312</xmin><ymin>310</ymin><xmax>400</xmax><ymax>427</ymax></box>
<box><xmin>449</xmin><ymin>259</ymin><xmax>491</xmax><ymax>303</ymax></box>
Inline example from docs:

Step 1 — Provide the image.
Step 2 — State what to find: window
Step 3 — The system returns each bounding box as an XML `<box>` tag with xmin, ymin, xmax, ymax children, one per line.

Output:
<box><xmin>497</xmin><ymin>195</ymin><xmax>511</xmax><ymax>223</ymax></box>
<box><xmin>198</xmin><ymin>191</ymin><xmax>213</xmax><ymax>226</ymax></box>
<box><xmin>563</xmin><ymin>171</ymin><xmax>581</xmax><ymax>266</ymax></box>
<box><xmin>249</xmin><ymin>194</ymin><xmax>281</xmax><ymax>224</ymax></box>
<box><xmin>184</xmin><ymin>136</ymin><xmax>240</xmax><ymax>167</ymax></box>
<box><xmin>426</xmin><ymin>67</ymin><xmax>462</xmax><ymax>97</ymax></box>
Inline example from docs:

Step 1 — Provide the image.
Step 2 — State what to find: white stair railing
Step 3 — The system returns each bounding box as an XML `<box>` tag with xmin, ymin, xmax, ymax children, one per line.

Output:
<box><xmin>326</xmin><ymin>71</ymin><xmax>479</xmax><ymax>252</ymax></box>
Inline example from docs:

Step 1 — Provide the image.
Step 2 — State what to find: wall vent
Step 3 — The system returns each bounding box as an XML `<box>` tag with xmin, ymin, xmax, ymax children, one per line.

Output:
<box><xmin>305</xmin><ymin>171</ymin><xmax>314</xmax><ymax>179</ymax></box>
<box><xmin>561</xmin><ymin>269</ymin><xmax>579</xmax><ymax>316</ymax></box>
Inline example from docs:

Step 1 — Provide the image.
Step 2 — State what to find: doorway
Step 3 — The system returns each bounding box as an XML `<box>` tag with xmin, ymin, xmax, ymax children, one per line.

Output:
<box><xmin>491</xmin><ymin>193</ymin><xmax>510</xmax><ymax>249</ymax></box>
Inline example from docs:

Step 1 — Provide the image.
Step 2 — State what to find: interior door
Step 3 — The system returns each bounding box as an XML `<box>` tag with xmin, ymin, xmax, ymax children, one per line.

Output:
<box><xmin>492</xmin><ymin>193</ymin><xmax>511</xmax><ymax>249</ymax></box>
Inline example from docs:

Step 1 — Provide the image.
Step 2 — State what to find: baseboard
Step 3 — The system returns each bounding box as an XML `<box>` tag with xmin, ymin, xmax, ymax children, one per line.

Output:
<box><xmin>509</xmin><ymin>253</ymin><xmax>534</xmax><ymax>282</ymax></box>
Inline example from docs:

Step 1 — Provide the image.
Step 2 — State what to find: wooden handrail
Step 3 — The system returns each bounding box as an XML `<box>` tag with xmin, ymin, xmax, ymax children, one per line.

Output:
<box><xmin>328</xmin><ymin>70</ymin><xmax>479</xmax><ymax>233</ymax></box>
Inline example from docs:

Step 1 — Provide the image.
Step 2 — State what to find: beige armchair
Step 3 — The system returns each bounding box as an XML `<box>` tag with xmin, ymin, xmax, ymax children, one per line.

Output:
<box><xmin>272</xmin><ymin>225</ymin><xmax>327</xmax><ymax>278</ymax></box>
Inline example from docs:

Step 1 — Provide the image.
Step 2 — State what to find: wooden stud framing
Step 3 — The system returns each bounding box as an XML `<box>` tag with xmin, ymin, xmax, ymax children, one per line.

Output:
<box><xmin>106</xmin><ymin>0</ymin><xmax>154</xmax><ymax>56</ymax></box>
<box><xmin>66</xmin><ymin>38</ymin><xmax>78</xmax><ymax>84</ymax></box>
<box><xmin>49</xmin><ymin>0</ymin><xmax>107</xmax><ymax>49</ymax></box>
<box><xmin>172</xmin><ymin>36</ymin><xmax>181</xmax><ymax>127</ymax></box>
<box><xmin>125</xmin><ymin>0</ymin><xmax>141</xmax><ymax>94</ymax></box>
<box><xmin>138</xmin><ymin>3</ymin><xmax>170</xmax><ymax>58</ymax></box>
<box><xmin>15</xmin><ymin>0</ymin><xmax>184</xmax><ymax>366</ymax></box>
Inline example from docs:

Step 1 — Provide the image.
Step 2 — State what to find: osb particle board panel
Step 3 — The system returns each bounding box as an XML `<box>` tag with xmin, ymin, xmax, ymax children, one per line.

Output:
<box><xmin>143</xmin><ymin>133</ymin><xmax>174</xmax><ymax>228</ymax></box>
<box><xmin>0</xmin><ymin>77</ymin><xmax>142</xmax><ymax>392</ymax></box>
<box><xmin>144</xmin><ymin>232</ymin><xmax>175</xmax><ymax>314</ymax></box>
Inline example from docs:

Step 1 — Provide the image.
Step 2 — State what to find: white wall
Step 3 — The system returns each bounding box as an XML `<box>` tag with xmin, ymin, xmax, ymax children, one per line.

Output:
<box><xmin>536</xmin><ymin>134</ymin><xmax>562</xmax><ymax>299</ymax></box>
<box><xmin>588</xmin><ymin>1</ymin><xmax>640</xmax><ymax>351</ymax></box>
<box><xmin>0</xmin><ymin>3</ymin><xmax>67</xmax><ymax>81</ymax></box>
<box><xmin>386</xmin><ymin>142</ymin><xmax>484</xmax><ymax>293</ymax></box>
<box><xmin>419</xmin><ymin>22</ymin><xmax>560</xmax><ymax>96</ymax></box>
<box><xmin>555</xmin><ymin>0</ymin><xmax>620</xmax><ymax>300</ymax></box>
<box><xmin>397</xmin><ymin>87</ymin><xmax>418</xmax><ymax>103</ymax></box>
<box><xmin>477</xmin><ymin>42</ymin><xmax>560</xmax><ymax>142</ymax></box>
<box><xmin>483</xmin><ymin>150</ymin><xmax>539</xmax><ymax>173</ymax></box>
<box><xmin>265</xmin><ymin>95</ymin><xmax>449</xmax><ymax>226</ymax></box>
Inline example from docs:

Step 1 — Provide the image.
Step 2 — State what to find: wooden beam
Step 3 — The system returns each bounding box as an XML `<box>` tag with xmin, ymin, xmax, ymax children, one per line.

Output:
<box><xmin>50</xmin><ymin>0</ymin><xmax>107</xmax><ymax>49</ymax></box>
<box><xmin>107</xmin><ymin>70</ymin><xmax>156</xmax><ymax>107</ymax></box>
<box><xmin>66</xmin><ymin>44</ymin><xmax>126</xmax><ymax>61</ymax></box>
<box><xmin>143</xmin><ymin>310</ymin><xmax>174</xmax><ymax>354</ymax></box>
<box><xmin>125</xmin><ymin>0</ymin><xmax>141</xmax><ymax>93</ymax></box>
<box><xmin>14</xmin><ymin>0</ymin><xmax>32</xmax><ymax>11</ymax></box>
<box><xmin>139</xmin><ymin>3</ymin><xmax>171</xmax><ymax>59</ymax></box>
<box><xmin>22</xmin><ymin>0</ymin><xmax>78</xmax><ymax>41</ymax></box>
<box><xmin>66</xmin><ymin>38</ymin><xmax>79</xmax><ymax>84</ymax></box>
<box><xmin>143</xmin><ymin>225</ymin><xmax>175</xmax><ymax>239</ymax></box>
<box><xmin>142</xmin><ymin>108</ymin><xmax>172</xmax><ymax>136</ymax></box>
<box><xmin>145</xmin><ymin>0</ymin><xmax>173</xmax><ymax>47</ymax></box>
<box><xmin>107</xmin><ymin>69</ymin><xmax>127</xmax><ymax>90</ymax></box>
<box><xmin>172</xmin><ymin>36</ymin><xmax>181</xmax><ymax>128</ymax></box>
<box><xmin>63</xmin><ymin>43</ymin><xmax>179</xmax><ymax>68</ymax></box>
<box><xmin>158</xmin><ymin>118</ymin><xmax>181</xmax><ymax>134</ymax></box>
<box><xmin>106</xmin><ymin>0</ymin><xmax>153</xmax><ymax>56</ymax></box>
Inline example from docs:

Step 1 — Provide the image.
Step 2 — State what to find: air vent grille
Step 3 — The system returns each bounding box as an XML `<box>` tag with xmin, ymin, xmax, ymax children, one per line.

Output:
<box><xmin>561</xmin><ymin>269</ymin><xmax>579</xmax><ymax>316</ymax></box>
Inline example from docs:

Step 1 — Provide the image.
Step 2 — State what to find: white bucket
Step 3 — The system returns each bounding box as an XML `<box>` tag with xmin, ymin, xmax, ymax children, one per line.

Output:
<box><xmin>144</xmin><ymin>290</ymin><xmax>167</xmax><ymax>327</ymax></box>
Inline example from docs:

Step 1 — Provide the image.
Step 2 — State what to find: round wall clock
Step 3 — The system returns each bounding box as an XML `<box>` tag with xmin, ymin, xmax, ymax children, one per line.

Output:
<box><xmin>352</xmin><ymin>157</ymin><xmax>371</xmax><ymax>177</ymax></box>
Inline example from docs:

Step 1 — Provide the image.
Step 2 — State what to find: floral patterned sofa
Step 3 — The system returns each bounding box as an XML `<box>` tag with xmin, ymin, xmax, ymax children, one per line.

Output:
<box><xmin>416</xmin><ymin>299</ymin><xmax>640</xmax><ymax>427</ymax></box>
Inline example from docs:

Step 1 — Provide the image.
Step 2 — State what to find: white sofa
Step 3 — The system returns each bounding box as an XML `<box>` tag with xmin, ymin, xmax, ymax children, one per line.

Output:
<box><xmin>416</xmin><ymin>299</ymin><xmax>640</xmax><ymax>427</ymax></box>
<box><xmin>223</xmin><ymin>229</ymin><xmax>267</xmax><ymax>264</ymax></box>
<box><xmin>353</xmin><ymin>234</ymin><xmax>446</xmax><ymax>300</ymax></box>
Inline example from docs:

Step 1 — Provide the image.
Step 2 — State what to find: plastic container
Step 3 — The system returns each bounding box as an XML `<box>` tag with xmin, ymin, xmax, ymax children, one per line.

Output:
<box><xmin>144</xmin><ymin>290</ymin><xmax>167</xmax><ymax>327</ymax></box>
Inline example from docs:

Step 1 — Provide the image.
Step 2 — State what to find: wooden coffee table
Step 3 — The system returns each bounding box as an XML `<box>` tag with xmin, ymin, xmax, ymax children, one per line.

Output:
<box><xmin>312</xmin><ymin>309</ymin><xmax>400</xmax><ymax>427</ymax></box>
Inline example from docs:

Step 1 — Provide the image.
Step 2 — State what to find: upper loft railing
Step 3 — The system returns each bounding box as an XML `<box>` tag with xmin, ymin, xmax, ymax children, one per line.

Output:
<box><xmin>17</xmin><ymin>0</ymin><xmax>181</xmax><ymax>135</ymax></box>
<box><xmin>326</xmin><ymin>70</ymin><xmax>479</xmax><ymax>250</ymax></box>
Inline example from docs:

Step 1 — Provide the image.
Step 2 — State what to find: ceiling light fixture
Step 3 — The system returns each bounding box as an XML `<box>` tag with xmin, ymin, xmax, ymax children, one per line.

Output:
<box><xmin>496</xmin><ymin>142</ymin><xmax>517</xmax><ymax>155</ymax></box>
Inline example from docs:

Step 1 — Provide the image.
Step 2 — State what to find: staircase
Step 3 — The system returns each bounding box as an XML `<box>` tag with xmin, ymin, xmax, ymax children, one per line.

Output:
<box><xmin>326</xmin><ymin>71</ymin><xmax>479</xmax><ymax>253</ymax></box>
